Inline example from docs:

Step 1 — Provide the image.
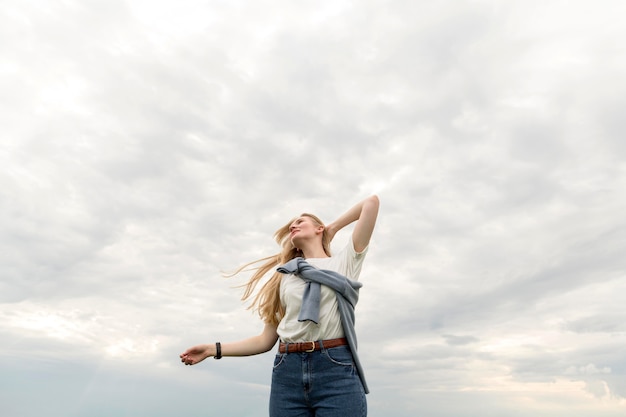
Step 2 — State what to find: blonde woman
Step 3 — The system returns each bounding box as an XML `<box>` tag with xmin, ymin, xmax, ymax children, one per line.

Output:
<box><xmin>180</xmin><ymin>195</ymin><xmax>380</xmax><ymax>417</ymax></box>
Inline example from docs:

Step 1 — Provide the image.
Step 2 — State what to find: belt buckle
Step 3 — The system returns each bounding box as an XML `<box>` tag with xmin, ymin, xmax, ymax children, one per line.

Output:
<box><xmin>304</xmin><ymin>341</ymin><xmax>316</xmax><ymax>352</ymax></box>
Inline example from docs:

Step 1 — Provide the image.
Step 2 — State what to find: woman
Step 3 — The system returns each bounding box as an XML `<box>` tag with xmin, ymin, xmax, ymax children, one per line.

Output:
<box><xmin>180</xmin><ymin>195</ymin><xmax>380</xmax><ymax>417</ymax></box>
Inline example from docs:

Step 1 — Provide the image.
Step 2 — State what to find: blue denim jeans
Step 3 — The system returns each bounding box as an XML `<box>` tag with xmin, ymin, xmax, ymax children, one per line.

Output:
<box><xmin>269</xmin><ymin>344</ymin><xmax>367</xmax><ymax>417</ymax></box>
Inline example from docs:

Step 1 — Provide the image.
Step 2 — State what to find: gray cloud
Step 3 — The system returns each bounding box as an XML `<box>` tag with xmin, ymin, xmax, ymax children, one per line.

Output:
<box><xmin>2</xmin><ymin>1</ymin><xmax>626</xmax><ymax>416</ymax></box>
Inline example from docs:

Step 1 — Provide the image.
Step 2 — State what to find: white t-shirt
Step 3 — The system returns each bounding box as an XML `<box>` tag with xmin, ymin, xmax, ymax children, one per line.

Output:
<box><xmin>277</xmin><ymin>240</ymin><xmax>368</xmax><ymax>343</ymax></box>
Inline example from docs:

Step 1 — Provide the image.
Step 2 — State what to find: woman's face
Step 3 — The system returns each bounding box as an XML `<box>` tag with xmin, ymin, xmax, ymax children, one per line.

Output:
<box><xmin>289</xmin><ymin>216</ymin><xmax>322</xmax><ymax>246</ymax></box>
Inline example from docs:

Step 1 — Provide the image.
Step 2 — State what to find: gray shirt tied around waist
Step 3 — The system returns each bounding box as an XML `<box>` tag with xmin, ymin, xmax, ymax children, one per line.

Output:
<box><xmin>277</xmin><ymin>257</ymin><xmax>369</xmax><ymax>394</ymax></box>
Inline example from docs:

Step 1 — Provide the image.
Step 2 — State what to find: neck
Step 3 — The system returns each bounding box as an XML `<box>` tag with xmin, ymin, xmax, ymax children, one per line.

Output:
<box><xmin>299</xmin><ymin>244</ymin><xmax>328</xmax><ymax>259</ymax></box>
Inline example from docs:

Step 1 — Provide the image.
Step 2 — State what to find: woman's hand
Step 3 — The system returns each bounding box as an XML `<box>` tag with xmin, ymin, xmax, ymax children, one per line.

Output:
<box><xmin>180</xmin><ymin>344</ymin><xmax>213</xmax><ymax>365</ymax></box>
<box><xmin>325</xmin><ymin>223</ymin><xmax>339</xmax><ymax>243</ymax></box>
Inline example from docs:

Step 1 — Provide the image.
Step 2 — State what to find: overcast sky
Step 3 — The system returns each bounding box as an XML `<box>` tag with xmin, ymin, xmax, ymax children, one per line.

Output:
<box><xmin>2</xmin><ymin>1</ymin><xmax>626</xmax><ymax>416</ymax></box>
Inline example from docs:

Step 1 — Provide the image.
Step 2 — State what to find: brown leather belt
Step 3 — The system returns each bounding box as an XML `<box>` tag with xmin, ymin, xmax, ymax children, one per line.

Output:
<box><xmin>279</xmin><ymin>337</ymin><xmax>348</xmax><ymax>354</ymax></box>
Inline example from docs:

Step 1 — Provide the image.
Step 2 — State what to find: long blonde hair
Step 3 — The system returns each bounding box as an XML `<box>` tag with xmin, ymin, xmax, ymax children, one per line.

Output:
<box><xmin>228</xmin><ymin>213</ymin><xmax>331</xmax><ymax>326</ymax></box>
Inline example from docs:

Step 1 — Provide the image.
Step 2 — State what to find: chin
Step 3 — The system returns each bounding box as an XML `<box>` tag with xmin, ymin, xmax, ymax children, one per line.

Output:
<box><xmin>290</xmin><ymin>237</ymin><xmax>303</xmax><ymax>248</ymax></box>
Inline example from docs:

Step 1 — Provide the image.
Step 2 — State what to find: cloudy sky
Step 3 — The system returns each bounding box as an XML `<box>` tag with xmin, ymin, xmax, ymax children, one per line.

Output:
<box><xmin>2</xmin><ymin>0</ymin><xmax>626</xmax><ymax>416</ymax></box>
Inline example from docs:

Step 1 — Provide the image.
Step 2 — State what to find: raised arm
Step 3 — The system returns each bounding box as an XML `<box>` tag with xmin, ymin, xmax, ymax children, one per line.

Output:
<box><xmin>326</xmin><ymin>195</ymin><xmax>380</xmax><ymax>253</ymax></box>
<box><xmin>180</xmin><ymin>322</ymin><xmax>278</xmax><ymax>365</ymax></box>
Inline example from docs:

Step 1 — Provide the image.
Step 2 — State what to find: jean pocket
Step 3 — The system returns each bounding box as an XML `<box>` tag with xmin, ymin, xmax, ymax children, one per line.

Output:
<box><xmin>273</xmin><ymin>353</ymin><xmax>286</xmax><ymax>369</ymax></box>
<box><xmin>322</xmin><ymin>346</ymin><xmax>354</xmax><ymax>366</ymax></box>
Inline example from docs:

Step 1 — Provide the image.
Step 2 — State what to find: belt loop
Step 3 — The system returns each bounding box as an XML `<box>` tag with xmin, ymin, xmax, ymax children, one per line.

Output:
<box><xmin>319</xmin><ymin>339</ymin><xmax>325</xmax><ymax>351</ymax></box>
<box><xmin>285</xmin><ymin>342</ymin><xmax>289</xmax><ymax>354</ymax></box>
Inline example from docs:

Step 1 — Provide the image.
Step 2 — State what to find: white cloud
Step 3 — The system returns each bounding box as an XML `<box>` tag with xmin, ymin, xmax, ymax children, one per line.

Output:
<box><xmin>2</xmin><ymin>0</ymin><xmax>626</xmax><ymax>416</ymax></box>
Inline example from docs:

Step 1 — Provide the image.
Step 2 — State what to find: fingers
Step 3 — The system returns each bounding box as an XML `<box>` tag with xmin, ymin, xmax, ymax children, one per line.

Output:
<box><xmin>180</xmin><ymin>355</ymin><xmax>194</xmax><ymax>366</ymax></box>
<box><xmin>180</xmin><ymin>352</ymin><xmax>194</xmax><ymax>365</ymax></box>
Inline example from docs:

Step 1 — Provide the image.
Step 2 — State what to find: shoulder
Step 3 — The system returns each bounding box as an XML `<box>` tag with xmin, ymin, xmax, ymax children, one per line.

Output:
<box><xmin>323</xmin><ymin>238</ymin><xmax>369</xmax><ymax>280</ymax></box>
<box><xmin>337</xmin><ymin>237</ymin><xmax>368</xmax><ymax>261</ymax></box>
